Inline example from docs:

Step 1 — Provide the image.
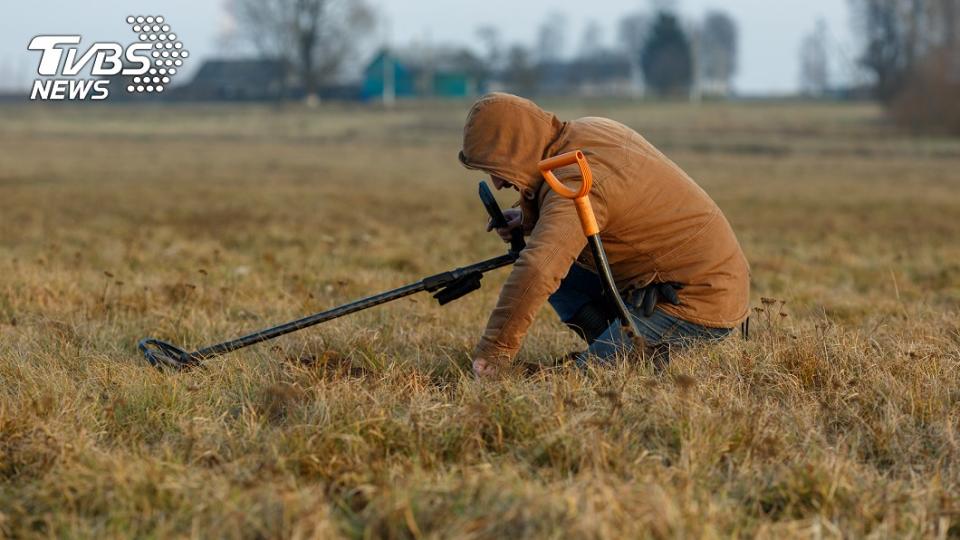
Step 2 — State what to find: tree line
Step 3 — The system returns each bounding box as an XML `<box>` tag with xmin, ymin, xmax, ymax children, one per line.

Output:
<box><xmin>222</xmin><ymin>0</ymin><xmax>958</xmax><ymax>134</ymax></box>
<box><xmin>225</xmin><ymin>0</ymin><xmax>737</xmax><ymax>101</ymax></box>
<box><xmin>480</xmin><ymin>8</ymin><xmax>738</xmax><ymax>99</ymax></box>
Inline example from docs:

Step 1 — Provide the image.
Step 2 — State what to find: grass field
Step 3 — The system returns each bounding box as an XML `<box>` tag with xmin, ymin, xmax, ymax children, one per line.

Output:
<box><xmin>1</xmin><ymin>99</ymin><xmax>959</xmax><ymax>538</ymax></box>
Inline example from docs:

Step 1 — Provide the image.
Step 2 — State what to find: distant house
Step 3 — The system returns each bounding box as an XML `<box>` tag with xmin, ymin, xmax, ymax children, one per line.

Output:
<box><xmin>171</xmin><ymin>59</ymin><xmax>362</xmax><ymax>102</ymax></box>
<box><xmin>174</xmin><ymin>59</ymin><xmax>290</xmax><ymax>101</ymax></box>
<box><xmin>361</xmin><ymin>47</ymin><xmax>487</xmax><ymax>101</ymax></box>
<box><xmin>533</xmin><ymin>53</ymin><xmax>639</xmax><ymax>98</ymax></box>
<box><xmin>569</xmin><ymin>53</ymin><xmax>640</xmax><ymax>97</ymax></box>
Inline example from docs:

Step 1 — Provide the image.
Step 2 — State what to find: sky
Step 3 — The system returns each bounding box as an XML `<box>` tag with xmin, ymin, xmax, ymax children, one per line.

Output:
<box><xmin>0</xmin><ymin>0</ymin><xmax>854</xmax><ymax>95</ymax></box>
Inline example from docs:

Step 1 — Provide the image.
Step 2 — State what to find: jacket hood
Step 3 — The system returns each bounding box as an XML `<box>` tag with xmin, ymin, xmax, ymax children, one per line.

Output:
<box><xmin>459</xmin><ymin>93</ymin><xmax>566</xmax><ymax>194</ymax></box>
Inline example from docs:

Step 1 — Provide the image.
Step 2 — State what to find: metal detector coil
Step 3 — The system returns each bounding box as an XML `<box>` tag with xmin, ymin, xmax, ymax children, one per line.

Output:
<box><xmin>138</xmin><ymin>338</ymin><xmax>201</xmax><ymax>371</ymax></box>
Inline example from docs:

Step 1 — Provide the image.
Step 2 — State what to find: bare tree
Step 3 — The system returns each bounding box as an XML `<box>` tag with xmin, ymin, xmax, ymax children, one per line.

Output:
<box><xmin>228</xmin><ymin>0</ymin><xmax>374</xmax><ymax>99</ymax></box>
<box><xmin>799</xmin><ymin>18</ymin><xmax>831</xmax><ymax>97</ymax></box>
<box><xmin>698</xmin><ymin>11</ymin><xmax>738</xmax><ymax>97</ymax></box>
<box><xmin>578</xmin><ymin>19</ymin><xmax>605</xmax><ymax>60</ymax></box>
<box><xmin>875</xmin><ymin>0</ymin><xmax>960</xmax><ymax>132</ymax></box>
<box><xmin>618</xmin><ymin>13</ymin><xmax>650</xmax><ymax>61</ymax></box>
<box><xmin>848</xmin><ymin>0</ymin><xmax>960</xmax><ymax>97</ymax></box>
<box><xmin>536</xmin><ymin>12</ymin><xmax>568</xmax><ymax>64</ymax></box>
<box><xmin>505</xmin><ymin>44</ymin><xmax>540</xmax><ymax>96</ymax></box>
<box><xmin>476</xmin><ymin>25</ymin><xmax>504</xmax><ymax>73</ymax></box>
<box><xmin>618</xmin><ymin>13</ymin><xmax>650</xmax><ymax>95</ymax></box>
<box><xmin>847</xmin><ymin>0</ymin><xmax>924</xmax><ymax>101</ymax></box>
<box><xmin>924</xmin><ymin>0</ymin><xmax>960</xmax><ymax>75</ymax></box>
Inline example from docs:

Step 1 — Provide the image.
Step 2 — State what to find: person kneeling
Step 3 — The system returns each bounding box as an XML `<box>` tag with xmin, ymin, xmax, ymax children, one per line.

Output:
<box><xmin>459</xmin><ymin>93</ymin><xmax>751</xmax><ymax>376</ymax></box>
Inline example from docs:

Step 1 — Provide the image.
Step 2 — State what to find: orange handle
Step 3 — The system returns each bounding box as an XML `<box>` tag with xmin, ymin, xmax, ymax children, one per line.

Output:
<box><xmin>538</xmin><ymin>150</ymin><xmax>599</xmax><ymax>236</ymax></box>
<box><xmin>537</xmin><ymin>150</ymin><xmax>592</xmax><ymax>200</ymax></box>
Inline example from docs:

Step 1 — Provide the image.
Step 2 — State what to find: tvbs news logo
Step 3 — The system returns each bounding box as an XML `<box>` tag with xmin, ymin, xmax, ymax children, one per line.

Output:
<box><xmin>28</xmin><ymin>15</ymin><xmax>189</xmax><ymax>101</ymax></box>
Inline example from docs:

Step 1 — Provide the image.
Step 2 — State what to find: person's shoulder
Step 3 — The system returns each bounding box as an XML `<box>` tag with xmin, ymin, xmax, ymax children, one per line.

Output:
<box><xmin>571</xmin><ymin>116</ymin><xmax>634</xmax><ymax>130</ymax></box>
<box><xmin>565</xmin><ymin>116</ymin><xmax>638</xmax><ymax>142</ymax></box>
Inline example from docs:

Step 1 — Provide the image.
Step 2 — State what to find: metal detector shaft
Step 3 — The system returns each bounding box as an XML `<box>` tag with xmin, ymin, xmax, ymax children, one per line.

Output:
<box><xmin>139</xmin><ymin>252</ymin><xmax>517</xmax><ymax>369</ymax></box>
<box><xmin>192</xmin><ymin>253</ymin><xmax>516</xmax><ymax>359</ymax></box>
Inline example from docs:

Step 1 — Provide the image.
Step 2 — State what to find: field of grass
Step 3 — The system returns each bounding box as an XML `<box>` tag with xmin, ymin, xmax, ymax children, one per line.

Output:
<box><xmin>0</xmin><ymin>99</ymin><xmax>958</xmax><ymax>538</ymax></box>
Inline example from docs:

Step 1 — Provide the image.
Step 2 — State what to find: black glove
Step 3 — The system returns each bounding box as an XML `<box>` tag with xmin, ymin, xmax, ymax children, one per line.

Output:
<box><xmin>636</xmin><ymin>282</ymin><xmax>684</xmax><ymax>317</ymax></box>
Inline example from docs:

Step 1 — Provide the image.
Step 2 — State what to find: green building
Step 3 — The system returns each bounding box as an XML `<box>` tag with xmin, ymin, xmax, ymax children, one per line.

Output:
<box><xmin>361</xmin><ymin>47</ymin><xmax>486</xmax><ymax>102</ymax></box>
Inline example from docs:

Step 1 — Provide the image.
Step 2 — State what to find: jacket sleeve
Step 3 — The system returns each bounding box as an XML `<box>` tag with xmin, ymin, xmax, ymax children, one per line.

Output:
<box><xmin>473</xmin><ymin>184</ymin><xmax>608</xmax><ymax>365</ymax></box>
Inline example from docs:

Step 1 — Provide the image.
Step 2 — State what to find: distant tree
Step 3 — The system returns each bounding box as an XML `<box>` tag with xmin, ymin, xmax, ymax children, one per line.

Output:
<box><xmin>847</xmin><ymin>0</ymin><xmax>918</xmax><ymax>101</ymax></box>
<box><xmin>535</xmin><ymin>12</ymin><xmax>568</xmax><ymax>64</ymax></box>
<box><xmin>228</xmin><ymin>0</ymin><xmax>374</xmax><ymax>100</ymax></box>
<box><xmin>578</xmin><ymin>19</ymin><xmax>605</xmax><ymax>60</ymax></box>
<box><xmin>799</xmin><ymin>18</ymin><xmax>831</xmax><ymax>96</ymax></box>
<box><xmin>890</xmin><ymin>45</ymin><xmax>960</xmax><ymax>134</ymax></box>
<box><xmin>848</xmin><ymin>0</ymin><xmax>960</xmax><ymax>131</ymax></box>
<box><xmin>887</xmin><ymin>0</ymin><xmax>960</xmax><ymax>133</ymax></box>
<box><xmin>505</xmin><ymin>44</ymin><xmax>540</xmax><ymax>97</ymax></box>
<box><xmin>698</xmin><ymin>11</ymin><xmax>738</xmax><ymax>96</ymax></box>
<box><xmin>617</xmin><ymin>13</ymin><xmax>650</xmax><ymax>94</ymax></box>
<box><xmin>936</xmin><ymin>0</ymin><xmax>959</xmax><ymax>50</ymax></box>
<box><xmin>921</xmin><ymin>0</ymin><xmax>959</xmax><ymax>75</ymax></box>
<box><xmin>641</xmin><ymin>12</ymin><xmax>693</xmax><ymax>96</ymax></box>
<box><xmin>475</xmin><ymin>25</ymin><xmax>504</xmax><ymax>73</ymax></box>
<box><xmin>855</xmin><ymin>0</ymin><xmax>903</xmax><ymax>100</ymax></box>
<box><xmin>618</xmin><ymin>13</ymin><xmax>650</xmax><ymax>59</ymax></box>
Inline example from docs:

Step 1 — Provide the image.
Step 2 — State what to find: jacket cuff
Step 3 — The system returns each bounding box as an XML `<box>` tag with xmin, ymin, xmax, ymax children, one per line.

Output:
<box><xmin>472</xmin><ymin>338</ymin><xmax>517</xmax><ymax>367</ymax></box>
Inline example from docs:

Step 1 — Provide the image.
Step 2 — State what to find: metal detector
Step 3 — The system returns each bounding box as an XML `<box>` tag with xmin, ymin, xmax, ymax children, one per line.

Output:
<box><xmin>138</xmin><ymin>181</ymin><xmax>525</xmax><ymax>370</ymax></box>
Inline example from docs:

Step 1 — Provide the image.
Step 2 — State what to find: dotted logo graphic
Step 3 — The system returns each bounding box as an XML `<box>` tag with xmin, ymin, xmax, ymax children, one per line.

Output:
<box><xmin>124</xmin><ymin>15</ymin><xmax>188</xmax><ymax>94</ymax></box>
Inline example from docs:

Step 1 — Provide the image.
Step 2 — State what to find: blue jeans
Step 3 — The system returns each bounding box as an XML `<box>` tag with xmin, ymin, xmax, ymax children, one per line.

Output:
<box><xmin>548</xmin><ymin>264</ymin><xmax>732</xmax><ymax>365</ymax></box>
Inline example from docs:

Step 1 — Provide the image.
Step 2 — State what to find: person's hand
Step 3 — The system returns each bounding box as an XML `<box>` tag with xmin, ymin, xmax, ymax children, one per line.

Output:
<box><xmin>637</xmin><ymin>282</ymin><xmax>684</xmax><ymax>317</ymax></box>
<box><xmin>472</xmin><ymin>357</ymin><xmax>498</xmax><ymax>378</ymax></box>
<box><xmin>486</xmin><ymin>208</ymin><xmax>522</xmax><ymax>243</ymax></box>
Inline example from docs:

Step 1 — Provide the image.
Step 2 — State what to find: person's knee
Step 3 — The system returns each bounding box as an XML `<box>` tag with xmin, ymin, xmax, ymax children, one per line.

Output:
<box><xmin>548</xmin><ymin>264</ymin><xmax>605</xmax><ymax>321</ymax></box>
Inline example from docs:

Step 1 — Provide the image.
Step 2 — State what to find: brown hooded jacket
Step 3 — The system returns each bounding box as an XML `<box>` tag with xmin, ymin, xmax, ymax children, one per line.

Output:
<box><xmin>459</xmin><ymin>93</ymin><xmax>750</xmax><ymax>365</ymax></box>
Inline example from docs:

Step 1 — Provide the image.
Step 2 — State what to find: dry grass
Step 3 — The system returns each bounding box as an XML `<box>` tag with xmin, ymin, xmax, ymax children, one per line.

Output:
<box><xmin>0</xmin><ymin>99</ymin><xmax>958</xmax><ymax>538</ymax></box>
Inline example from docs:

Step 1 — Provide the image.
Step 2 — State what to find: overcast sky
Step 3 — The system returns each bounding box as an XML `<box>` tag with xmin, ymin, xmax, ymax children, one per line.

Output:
<box><xmin>0</xmin><ymin>0</ymin><xmax>854</xmax><ymax>94</ymax></box>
